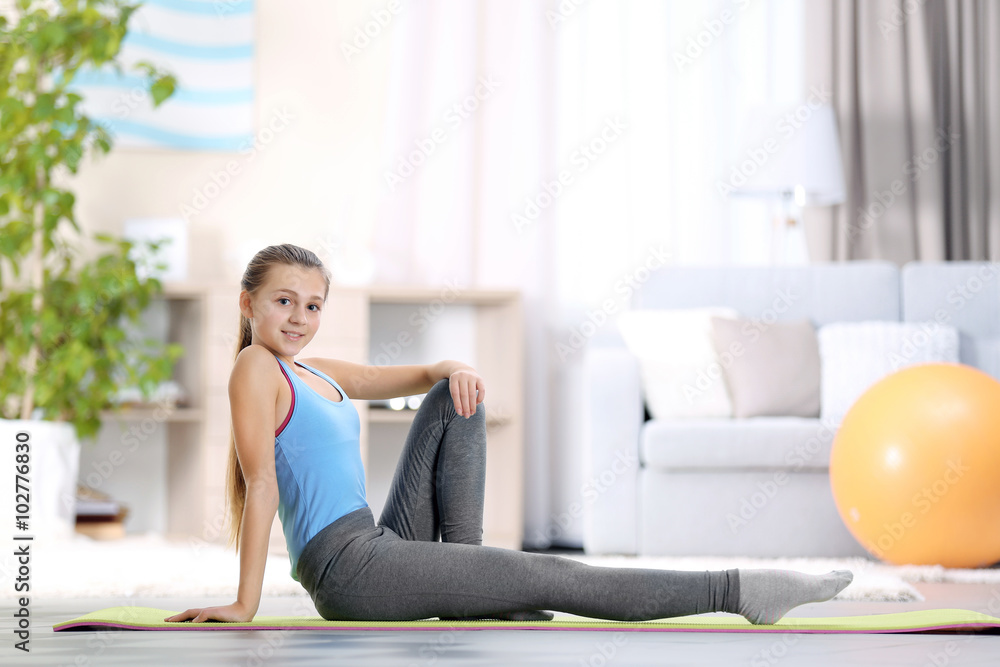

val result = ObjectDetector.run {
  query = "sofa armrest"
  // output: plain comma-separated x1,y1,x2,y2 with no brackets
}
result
581,345,643,555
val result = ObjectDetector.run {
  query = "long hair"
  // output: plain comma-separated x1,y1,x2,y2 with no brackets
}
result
224,243,331,553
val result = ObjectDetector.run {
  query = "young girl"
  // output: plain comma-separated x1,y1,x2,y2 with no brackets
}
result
166,243,852,625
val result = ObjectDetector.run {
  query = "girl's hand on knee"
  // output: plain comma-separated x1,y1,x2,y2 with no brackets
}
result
449,369,485,418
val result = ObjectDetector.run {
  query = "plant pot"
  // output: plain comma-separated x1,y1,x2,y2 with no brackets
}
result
0,419,80,541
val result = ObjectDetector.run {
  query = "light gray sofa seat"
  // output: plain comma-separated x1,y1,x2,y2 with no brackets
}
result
583,261,900,557
638,417,855,557
641,417,835,470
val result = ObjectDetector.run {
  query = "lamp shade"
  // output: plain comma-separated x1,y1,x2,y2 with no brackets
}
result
732,103,845,206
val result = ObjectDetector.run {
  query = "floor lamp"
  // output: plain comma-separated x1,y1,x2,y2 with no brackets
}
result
733,104,846,265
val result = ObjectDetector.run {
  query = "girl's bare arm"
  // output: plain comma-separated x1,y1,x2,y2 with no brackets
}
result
165,345,279,623
299,357,480,407
230,346,282,615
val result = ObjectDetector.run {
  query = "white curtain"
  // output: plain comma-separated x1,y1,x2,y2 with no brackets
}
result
354,0,806,548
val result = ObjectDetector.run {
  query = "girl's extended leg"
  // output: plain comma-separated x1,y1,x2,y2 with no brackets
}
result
302,517,851,624
309,518,742,622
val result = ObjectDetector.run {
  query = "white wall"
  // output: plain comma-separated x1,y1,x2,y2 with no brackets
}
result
69,0,395,289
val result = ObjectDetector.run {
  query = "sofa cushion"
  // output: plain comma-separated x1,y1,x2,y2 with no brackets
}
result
709,316,821,418
817,320,960,424
961,335,1000,381
902,261,1000,381
617,307,739,419
640,417,835,470
634,261,900,325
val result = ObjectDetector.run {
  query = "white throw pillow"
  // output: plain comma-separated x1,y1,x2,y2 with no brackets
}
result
618,308,740,419
818,321,960,425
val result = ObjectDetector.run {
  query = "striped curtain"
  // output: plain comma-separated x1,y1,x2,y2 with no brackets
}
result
804,0,1000,263
71,0,255,151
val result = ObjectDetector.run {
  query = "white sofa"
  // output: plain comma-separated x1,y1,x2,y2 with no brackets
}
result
582,261,1000,557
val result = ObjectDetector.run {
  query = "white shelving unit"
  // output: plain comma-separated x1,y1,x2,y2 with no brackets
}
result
87,282,525,551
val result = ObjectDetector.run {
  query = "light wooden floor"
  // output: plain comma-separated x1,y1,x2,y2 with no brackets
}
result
11,581,999,666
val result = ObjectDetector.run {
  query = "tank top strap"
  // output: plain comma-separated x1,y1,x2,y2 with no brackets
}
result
273,355,296,436
295,359,347,394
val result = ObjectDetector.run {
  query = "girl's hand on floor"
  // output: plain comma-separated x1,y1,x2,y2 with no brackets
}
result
164,601,254,623
449,368,485,418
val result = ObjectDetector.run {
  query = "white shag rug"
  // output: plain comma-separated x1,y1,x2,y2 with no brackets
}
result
5,532,1000,602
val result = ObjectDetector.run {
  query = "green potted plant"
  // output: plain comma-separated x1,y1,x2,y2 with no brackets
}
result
0,0,183,540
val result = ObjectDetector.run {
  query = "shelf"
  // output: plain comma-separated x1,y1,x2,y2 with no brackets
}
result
159,282,213,299
369,407,512,429
99,406,204,422
367,285,520,305
368,408,420,424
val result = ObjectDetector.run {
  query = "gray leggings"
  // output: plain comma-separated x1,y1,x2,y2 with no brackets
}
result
296,379,740,622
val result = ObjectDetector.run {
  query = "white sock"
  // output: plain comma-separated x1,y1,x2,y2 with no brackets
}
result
736,569,853,625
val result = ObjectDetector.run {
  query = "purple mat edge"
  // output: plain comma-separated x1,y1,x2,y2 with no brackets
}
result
52,621,1000,634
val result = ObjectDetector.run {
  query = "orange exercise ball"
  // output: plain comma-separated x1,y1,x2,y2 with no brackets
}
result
830,362,1000,568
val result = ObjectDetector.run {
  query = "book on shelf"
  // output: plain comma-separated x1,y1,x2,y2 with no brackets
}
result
75,484,128,520
76,498,121,517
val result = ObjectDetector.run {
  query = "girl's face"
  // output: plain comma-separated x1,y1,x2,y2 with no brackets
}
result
240,264,328,360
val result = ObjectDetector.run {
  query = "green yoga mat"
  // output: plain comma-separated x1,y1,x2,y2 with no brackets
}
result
53,607,1000,634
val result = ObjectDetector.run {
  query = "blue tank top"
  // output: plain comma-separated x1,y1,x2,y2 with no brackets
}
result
272,355,368,581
